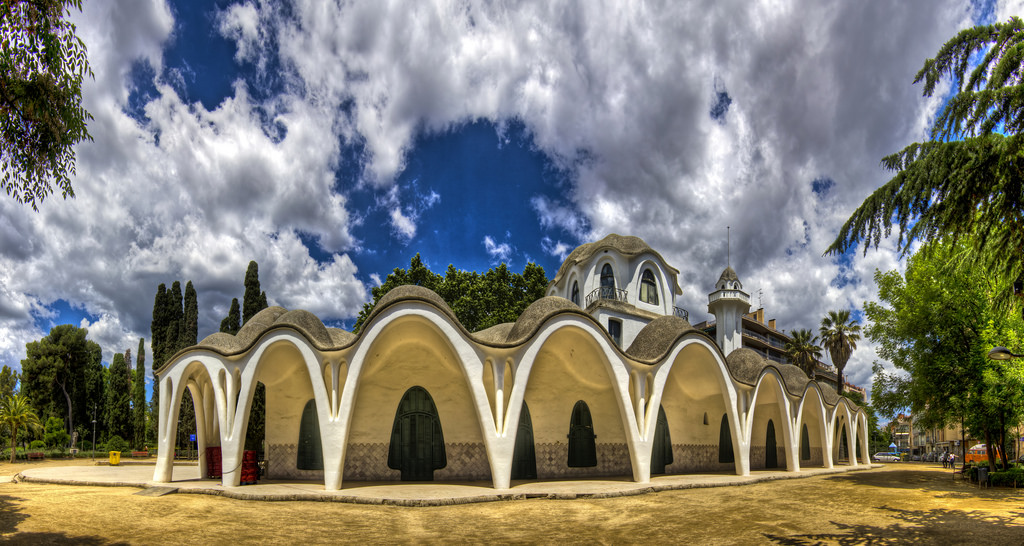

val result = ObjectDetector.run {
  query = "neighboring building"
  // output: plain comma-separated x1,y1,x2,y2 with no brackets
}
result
153,234,869,490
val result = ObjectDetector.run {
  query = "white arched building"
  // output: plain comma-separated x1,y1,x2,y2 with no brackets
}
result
153,234,869,490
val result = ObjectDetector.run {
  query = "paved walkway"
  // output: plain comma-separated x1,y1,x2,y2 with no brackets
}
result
11,463,879,505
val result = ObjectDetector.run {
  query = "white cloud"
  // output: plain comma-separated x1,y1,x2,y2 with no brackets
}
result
483,235,512,262
389,207,417,241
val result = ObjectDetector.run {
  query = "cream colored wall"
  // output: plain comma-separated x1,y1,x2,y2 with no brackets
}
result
259,341,317,449
347,317,485,445
749,382,785,447
522,327,628,446
660,346,729,445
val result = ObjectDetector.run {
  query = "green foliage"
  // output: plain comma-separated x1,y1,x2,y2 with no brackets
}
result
104,352,132,441
783,329,821,378
867,238,1024,471
183,281,198,346
20,324,103,442
243,261,264,324
219,298,241,334
0,0,93,209
106,434,127,453
0,364,19,398
819,310,861,393
353,254,549,333
827,17,1024,291
0,394,42,463
29,439,45,450
43,415,68,449
989,467,1024,487
132,338,146,449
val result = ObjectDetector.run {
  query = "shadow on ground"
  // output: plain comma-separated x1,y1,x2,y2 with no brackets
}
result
824,466,1024,499
0,494,124,545
765,505,1024,544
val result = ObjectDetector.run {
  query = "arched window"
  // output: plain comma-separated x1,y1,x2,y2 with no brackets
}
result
571,281,580,306
801,423,811,461
766,419,779,469
718,414,734,463
387,386,447,481
600,263,615,298
608,318,622,346
567,401,597,467
639,269,659,305
651,405,673,474
297,399,323,470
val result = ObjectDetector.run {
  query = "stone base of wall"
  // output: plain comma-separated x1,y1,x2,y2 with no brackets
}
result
800,447,823,467
661,444,735,474
267,443,325,481
342,442,491,481
534,443,632,479
749,446,787,470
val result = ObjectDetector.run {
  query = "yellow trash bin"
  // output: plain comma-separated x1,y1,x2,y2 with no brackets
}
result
109,451,121,466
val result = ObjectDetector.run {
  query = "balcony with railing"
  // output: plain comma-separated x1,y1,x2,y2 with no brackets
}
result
673,306,689,321
708,289,750,304
585,286,628,308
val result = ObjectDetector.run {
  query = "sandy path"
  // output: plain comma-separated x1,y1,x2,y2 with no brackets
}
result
0,461,1020,544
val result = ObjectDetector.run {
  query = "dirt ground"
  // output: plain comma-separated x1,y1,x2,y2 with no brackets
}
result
0,461,1021,544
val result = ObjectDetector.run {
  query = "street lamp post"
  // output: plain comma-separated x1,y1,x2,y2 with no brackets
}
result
91,419,96,460
987,346,1024,361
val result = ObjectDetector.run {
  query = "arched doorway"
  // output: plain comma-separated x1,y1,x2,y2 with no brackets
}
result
387,386,447,481
651,405,673,475
765,419,779,469
296,399,322,470
719,414,734,464
568,401,597,467
511,403,537,480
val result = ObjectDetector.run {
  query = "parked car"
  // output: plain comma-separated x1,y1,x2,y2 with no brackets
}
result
873,452,900,462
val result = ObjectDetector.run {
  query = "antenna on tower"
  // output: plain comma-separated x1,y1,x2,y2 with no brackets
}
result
727,226,730,268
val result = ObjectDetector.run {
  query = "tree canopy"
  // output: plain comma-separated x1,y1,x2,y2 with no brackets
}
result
826,17,1024,288
783,328,821,378
20,324,103,440
819,310,861,394
353,254,549,333
0,0,93,209
867,238,1024,470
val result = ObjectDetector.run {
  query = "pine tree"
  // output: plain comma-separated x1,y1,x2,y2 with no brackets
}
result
133,338,146,449
827,17,1024,288
183,281,198,346
105,353,132,441
219,298,241,334
243,261,263,324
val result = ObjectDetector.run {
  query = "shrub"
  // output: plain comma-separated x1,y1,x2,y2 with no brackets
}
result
29,440,45,450
106,435,128,453
989,468,1024,487
43,417,70,450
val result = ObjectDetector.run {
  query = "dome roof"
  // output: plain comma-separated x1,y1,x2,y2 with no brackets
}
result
625,315,695,362
550,234,682,294
718,266,739,283
506,296,589,343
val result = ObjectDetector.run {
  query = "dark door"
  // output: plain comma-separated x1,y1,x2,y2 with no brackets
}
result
765,420,778,469
387,386,446,481
719,414,734,464
838,424,848,462
800,423,811,461
296,399,323,470
568,400,597,467
511,403,537,480
651,405,673,475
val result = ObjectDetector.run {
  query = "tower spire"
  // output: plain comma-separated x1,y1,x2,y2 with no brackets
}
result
727,226,730,268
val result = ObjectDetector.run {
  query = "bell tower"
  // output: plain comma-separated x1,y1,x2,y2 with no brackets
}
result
707,266,750,356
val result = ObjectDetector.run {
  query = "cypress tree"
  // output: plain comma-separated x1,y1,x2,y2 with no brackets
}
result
183,281,198,346
242,261,263,324
219,298,241,334
133,338,146,449
150,284,167,366
169,281,184,353
105,353,132,442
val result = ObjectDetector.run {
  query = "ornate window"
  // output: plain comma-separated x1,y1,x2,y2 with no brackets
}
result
639,269,659,305
571,281,580,306
600,263,615,298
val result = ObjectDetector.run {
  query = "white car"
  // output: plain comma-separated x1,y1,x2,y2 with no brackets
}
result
873,452,900,462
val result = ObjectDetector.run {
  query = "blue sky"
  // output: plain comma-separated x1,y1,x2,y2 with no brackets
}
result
1,0,1016,394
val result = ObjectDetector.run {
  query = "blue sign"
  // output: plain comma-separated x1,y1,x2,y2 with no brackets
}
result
190,434,196,442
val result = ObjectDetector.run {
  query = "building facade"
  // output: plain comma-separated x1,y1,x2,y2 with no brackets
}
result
153,234,869,490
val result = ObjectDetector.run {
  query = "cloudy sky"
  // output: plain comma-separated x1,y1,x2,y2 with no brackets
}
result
1,0,1018,399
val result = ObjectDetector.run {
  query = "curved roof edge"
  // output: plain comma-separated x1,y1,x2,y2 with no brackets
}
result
550,234,682,294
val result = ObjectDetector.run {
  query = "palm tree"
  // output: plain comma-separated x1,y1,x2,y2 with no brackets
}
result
0,395,41,463
785,329,822,378
820,310,862,394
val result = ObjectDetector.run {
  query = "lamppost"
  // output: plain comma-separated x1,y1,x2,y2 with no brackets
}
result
987,346,1024,361
91,404,97,460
